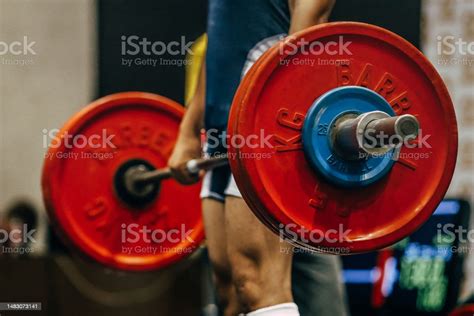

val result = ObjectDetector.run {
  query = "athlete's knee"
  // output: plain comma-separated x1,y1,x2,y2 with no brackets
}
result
233,273,262,311
230,252,295,312
208,254,233,303
230,258,263,311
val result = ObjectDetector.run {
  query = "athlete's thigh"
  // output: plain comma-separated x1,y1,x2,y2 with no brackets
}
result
224,196,293,282
202,198,230,274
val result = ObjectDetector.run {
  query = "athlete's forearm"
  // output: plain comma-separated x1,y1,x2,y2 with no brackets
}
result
179,61,206,138
289,0,335,34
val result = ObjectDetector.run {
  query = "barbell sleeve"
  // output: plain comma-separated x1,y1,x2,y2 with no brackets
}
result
333,111,420,160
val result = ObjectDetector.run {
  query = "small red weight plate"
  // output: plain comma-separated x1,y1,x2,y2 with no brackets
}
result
42,92,204,271
228,22,457,254
449,305,474,316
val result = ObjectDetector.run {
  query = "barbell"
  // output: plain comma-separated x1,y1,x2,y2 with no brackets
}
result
42,22,457,271
119,111,419,205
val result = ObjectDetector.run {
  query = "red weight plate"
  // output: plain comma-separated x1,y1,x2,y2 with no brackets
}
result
449,305,474,316
228,22,457,254
42,92,204,271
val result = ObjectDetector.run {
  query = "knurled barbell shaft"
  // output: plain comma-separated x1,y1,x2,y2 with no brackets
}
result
133,156,229,186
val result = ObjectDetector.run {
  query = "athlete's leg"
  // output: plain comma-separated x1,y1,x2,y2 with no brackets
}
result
225,196,295,314
200,165,241,316
202,198,239,316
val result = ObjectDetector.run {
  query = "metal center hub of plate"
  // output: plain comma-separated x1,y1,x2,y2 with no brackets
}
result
302,86,397,187
114,159,159,208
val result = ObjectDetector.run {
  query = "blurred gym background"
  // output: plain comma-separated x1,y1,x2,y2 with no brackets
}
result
0,0,472,315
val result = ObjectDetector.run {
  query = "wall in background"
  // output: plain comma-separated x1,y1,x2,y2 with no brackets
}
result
98,0,208,103
330,0,421,47
0,0,97,251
